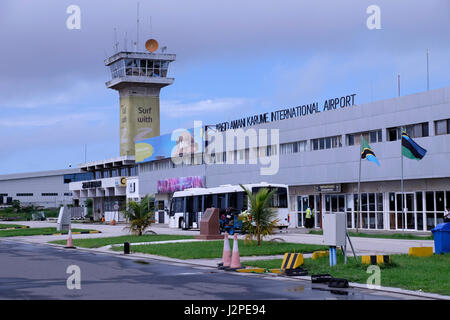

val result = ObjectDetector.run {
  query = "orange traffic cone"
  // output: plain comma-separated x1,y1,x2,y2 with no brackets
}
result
219,232,231,269
229,233,241,270
65,225,76,249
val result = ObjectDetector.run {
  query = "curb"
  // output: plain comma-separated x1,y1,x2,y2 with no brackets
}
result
43,230,101,236
0,226,30,230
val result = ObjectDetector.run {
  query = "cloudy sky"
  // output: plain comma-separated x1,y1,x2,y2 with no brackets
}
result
0,0,449,174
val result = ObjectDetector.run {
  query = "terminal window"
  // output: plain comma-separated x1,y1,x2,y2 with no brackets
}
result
42,193,58,196
346,130,382,146
435,119,450,135
280,140,307,155
387,122,429,141
311,135,342,151
16,193,33,197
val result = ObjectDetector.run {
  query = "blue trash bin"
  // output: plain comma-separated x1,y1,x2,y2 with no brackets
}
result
431,223,450,254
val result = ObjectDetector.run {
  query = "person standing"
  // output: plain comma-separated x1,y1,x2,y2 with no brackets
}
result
305,206,314,229
444,206,450,223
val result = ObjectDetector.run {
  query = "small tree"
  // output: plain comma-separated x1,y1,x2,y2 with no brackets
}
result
239,185,278,245
122,195,154,236
12,200,21,212
84,198,93,217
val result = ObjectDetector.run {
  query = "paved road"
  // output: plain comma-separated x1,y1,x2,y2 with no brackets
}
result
0,239,413,300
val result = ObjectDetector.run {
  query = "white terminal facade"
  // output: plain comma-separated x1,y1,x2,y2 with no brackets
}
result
1,44,449,232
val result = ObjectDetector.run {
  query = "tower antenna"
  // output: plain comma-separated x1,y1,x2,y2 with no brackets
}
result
114,28,119,53
124,32,128,52
150,16,152,38
136,2,140,52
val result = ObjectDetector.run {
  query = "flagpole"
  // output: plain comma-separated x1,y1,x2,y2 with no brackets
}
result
400,128,405,232
357,134,362,233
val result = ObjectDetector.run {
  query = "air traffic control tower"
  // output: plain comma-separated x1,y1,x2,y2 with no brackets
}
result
105,39,176,156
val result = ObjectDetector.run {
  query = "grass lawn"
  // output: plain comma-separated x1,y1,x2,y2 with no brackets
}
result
50,234,195,248
308,229,434,240
242,253,450,296
0,227,96,237
112,240,329,260
0,208,59,221
0,224,28,229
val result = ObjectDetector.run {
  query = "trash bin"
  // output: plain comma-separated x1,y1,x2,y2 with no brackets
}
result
431,223,450,254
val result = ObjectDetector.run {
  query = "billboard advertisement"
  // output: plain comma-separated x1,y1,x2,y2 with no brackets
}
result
157,176,205,193
135,127,203,163
120,95,160,156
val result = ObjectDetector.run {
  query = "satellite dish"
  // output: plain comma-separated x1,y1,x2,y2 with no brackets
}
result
145,39,159,52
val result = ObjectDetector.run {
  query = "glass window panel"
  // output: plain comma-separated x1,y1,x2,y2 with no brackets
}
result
446,191,450,209
436,120,447,135
377,213,384,229
426,191,434,211
319,139,325,150
298,141,306,152
369,212,376,228
406,194,413,212
396,194,402,211
436,191,444,211
331,195,338,212
370,131,377,143
377,193,383,211
361,193,368,211
406,125,413,137
325,195,331,212
389,193,395,211
416,192,423,211
325,137,331,149
388,128,397,141
423,122,429,137
338,195,345,212
413,124,422,138
369,193,375,211
426,213,434,230
362,132,370,142
354,194,359,211
417,212,423,230
347,134,354,146
377,130,382,142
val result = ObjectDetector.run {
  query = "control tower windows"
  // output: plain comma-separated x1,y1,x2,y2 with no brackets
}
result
117,59,168,79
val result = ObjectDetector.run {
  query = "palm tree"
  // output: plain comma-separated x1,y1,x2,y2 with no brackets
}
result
240,185,279,245
122,195,154,236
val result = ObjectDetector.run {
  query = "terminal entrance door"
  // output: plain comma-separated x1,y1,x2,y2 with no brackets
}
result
297,195,319,228
393,193,415,230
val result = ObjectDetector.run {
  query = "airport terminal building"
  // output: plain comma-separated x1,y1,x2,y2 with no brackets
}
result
0,169,80,208
134,86,450,232
1,44,449,233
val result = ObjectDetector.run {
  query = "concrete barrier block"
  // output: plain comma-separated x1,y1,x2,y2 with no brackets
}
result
408,247,433,257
